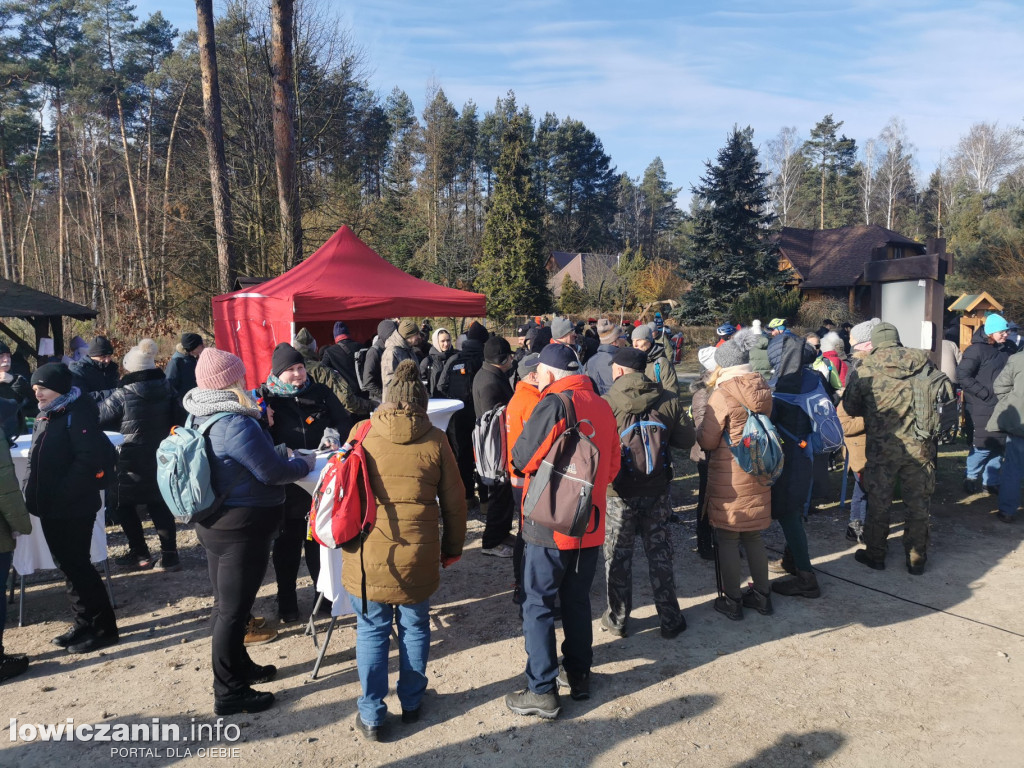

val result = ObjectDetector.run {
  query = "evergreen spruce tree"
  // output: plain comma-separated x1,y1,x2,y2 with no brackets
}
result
679,126,783,324
479,113,550,321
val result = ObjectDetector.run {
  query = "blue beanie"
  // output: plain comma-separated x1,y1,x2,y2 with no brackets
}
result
985,314,1009,335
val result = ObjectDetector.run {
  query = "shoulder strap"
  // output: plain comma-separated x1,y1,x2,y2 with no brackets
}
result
554,391,576,429
351,418,373,445
197,411,233,435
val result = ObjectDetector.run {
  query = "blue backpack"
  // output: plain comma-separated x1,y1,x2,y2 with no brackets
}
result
156,412,232,524
724,407,784,486
772,381,844,456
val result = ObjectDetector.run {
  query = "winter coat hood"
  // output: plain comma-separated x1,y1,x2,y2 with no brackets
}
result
370,403,433,445
604,371,661,415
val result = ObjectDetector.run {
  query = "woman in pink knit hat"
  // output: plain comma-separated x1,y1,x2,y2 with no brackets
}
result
183,348,315,716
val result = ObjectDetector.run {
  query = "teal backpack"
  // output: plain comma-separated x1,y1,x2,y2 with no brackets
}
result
156,412,232,524
724,407,784,486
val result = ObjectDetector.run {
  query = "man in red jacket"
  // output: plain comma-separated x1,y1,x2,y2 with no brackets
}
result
506,344,620,719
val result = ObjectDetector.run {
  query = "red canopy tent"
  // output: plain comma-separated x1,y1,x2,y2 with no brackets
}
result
212,225,486,387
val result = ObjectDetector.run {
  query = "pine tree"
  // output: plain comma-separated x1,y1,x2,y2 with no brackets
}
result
479,113,550,321
679,126,782,324
558,274,588,315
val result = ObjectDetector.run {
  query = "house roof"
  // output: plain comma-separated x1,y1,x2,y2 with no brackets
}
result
547,251,578,272
0,278,97,320
780,225,925,289
549,252,618,296
948,292,1003,313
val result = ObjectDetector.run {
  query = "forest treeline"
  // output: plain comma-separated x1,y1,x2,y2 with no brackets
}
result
0,0,1021,332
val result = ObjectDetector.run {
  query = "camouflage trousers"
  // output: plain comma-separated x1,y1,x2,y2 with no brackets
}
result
861,443,936,564
604,493,683,633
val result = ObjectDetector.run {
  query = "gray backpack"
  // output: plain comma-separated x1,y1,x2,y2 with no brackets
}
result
472,404,507,486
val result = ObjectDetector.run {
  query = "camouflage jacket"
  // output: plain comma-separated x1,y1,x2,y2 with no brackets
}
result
842,345,932,449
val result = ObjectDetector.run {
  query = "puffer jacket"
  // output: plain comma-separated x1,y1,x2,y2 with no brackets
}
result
341,403,467,605
644,343,678,394
165,347,198,399
988,351,1024,437
512,374,621,550
838,350,868,472
381,330,419,401
749,334,772,380
0,399,30,552
25,392,111,518
362,321,397,402
603,371,694,498
183,389,310,510
0,374,31,439
506,380,542,488
584,343,618,396
689,368,712,464
70,357,119,400
98,369,178,505
696,365,773,532
957,326,1016,449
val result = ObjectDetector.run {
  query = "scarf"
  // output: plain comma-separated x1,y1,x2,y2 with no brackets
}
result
39,386,81,414
264,373,311,397
183,387,262,419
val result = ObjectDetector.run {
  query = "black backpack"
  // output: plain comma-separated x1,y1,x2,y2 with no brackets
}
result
354,347,370,392
614,410,670,494
436,352,481,405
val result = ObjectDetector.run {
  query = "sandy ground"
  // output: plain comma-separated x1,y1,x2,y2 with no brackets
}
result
2,442,1023,768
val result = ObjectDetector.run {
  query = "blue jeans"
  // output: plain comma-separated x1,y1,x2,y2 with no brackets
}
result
849,474,866,524
997,434,1024,518
521,544,599,694
0,550,11,655
348,594,430,727
966,445,1002,487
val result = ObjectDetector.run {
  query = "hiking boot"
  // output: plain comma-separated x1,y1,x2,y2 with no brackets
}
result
997,511,1016,523
52,624,90,648
599,610,626,637
243,618,278,647
854,549,886,571
245,663,277,685
0,653,29,682
696,543,715,561
214,688,275,716
772,570,821,598
481,543,513,558
505,688,561,719
741,586,774,615
157,551,182,572
661,616,687,639
556,667,591,701
906,552,927,576
401,707,420,724
845,521,864,543
713,595,743,621
963,477,978,494
67,627,119,654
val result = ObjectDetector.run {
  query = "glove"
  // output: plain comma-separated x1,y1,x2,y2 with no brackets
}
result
300,452,317,472
441,554,460,569
318,428,341,451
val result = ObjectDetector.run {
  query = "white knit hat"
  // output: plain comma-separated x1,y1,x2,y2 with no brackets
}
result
123,345,156,373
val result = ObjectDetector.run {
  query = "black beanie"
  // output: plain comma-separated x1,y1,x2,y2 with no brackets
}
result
466,321,489,343
613,346,647,372
181,332,203,352
0,341,9,356
271,343,305,377
87,336,114,357
377,319,397,341
31,362,73,395
484,336,512,363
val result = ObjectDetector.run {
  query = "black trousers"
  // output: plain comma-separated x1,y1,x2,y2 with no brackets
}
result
482,480,513,549
272,509,321,612
118,493,177,556
196,510,278,698
40,514,117,633
695,461,712,551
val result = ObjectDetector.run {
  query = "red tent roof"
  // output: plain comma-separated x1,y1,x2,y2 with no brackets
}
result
213,225,486,321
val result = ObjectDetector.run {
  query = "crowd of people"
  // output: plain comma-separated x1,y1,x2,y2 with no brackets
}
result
0,307,1018,740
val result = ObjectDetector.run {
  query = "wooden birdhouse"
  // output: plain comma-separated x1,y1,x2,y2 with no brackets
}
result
948,292,1004,351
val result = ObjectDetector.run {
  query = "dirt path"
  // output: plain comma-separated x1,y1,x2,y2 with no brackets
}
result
3,443,1023,767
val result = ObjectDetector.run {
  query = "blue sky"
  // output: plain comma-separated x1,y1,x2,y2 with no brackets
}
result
142,0,1023,200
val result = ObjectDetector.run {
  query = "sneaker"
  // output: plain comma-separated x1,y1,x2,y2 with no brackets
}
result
52,624,90,648
599,610,626,637
114,550,153,570
214,688,275,716
556,667,591,701
354,712,385,741
997,511,1016,523
984,485,999,495
854,549,885,571
481,543,513,558
157,552,182,572
845,521,864,543
713,595,743,621
250,616,267,629
67,628,119,654
245,663,277,685
401,707,420,724
243,619,278,647
963,477,978,494
504,688,561,719
277,599,300,623
661,616,688,639
0,653,29,682
741,586,774,615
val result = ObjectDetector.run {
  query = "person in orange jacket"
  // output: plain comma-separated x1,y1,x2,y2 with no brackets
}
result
505,353,542,605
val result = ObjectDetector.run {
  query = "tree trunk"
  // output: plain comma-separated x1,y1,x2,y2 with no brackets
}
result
161,78,191,304
196,0,236,293
270,0,301,268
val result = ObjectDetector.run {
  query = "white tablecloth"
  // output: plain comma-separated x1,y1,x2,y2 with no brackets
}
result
307,398,463,613
11,432,124,575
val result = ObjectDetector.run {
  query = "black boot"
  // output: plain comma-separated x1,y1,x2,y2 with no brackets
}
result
713,595,743,621
772,570,821,598
741,586,774,615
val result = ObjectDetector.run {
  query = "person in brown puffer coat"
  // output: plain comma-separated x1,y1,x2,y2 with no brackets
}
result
696,331,774,621
341,360,466,739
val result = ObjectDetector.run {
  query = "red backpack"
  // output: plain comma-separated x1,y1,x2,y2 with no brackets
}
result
309,420,376,613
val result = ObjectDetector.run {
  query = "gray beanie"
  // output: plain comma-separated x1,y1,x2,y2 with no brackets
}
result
631,325,654,343
850,317,881,346
550,316,574,340
714,328,758,369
